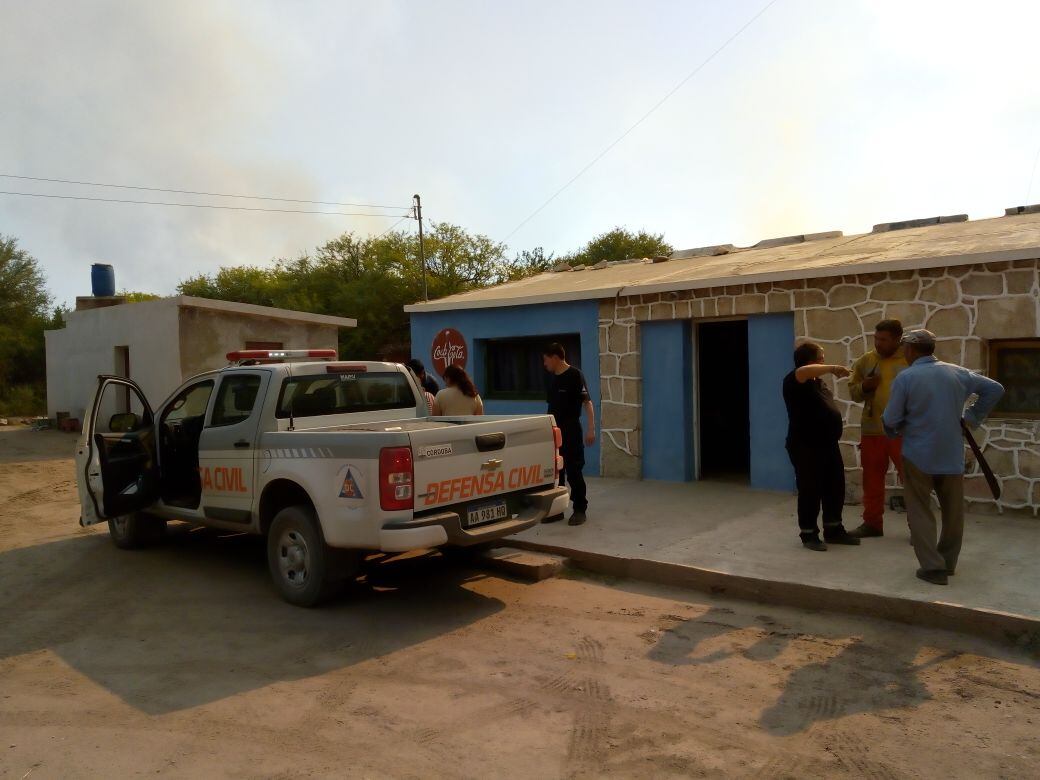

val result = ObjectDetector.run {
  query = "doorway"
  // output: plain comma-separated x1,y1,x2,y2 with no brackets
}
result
697,320,750,481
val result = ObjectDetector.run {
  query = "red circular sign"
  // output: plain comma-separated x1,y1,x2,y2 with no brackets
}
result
431,328,468,377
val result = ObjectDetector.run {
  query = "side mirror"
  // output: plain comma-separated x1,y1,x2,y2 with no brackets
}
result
110,412,141,433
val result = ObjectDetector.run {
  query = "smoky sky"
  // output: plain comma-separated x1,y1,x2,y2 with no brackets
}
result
4,1,1040,308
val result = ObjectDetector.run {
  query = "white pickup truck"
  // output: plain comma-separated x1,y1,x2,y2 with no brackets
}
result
76,349,569,605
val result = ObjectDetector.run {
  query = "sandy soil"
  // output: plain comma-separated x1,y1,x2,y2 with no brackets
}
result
0,426,1038,778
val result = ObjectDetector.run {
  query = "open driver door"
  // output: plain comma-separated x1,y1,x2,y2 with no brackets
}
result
76,375,160,526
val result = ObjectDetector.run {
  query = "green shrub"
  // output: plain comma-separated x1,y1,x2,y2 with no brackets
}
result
0,384,46,417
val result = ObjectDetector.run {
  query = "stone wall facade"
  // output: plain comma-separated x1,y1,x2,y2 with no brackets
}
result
598,257,1040,515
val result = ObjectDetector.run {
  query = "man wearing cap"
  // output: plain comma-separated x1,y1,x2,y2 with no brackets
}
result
882,329,1004,585
848,319,908,538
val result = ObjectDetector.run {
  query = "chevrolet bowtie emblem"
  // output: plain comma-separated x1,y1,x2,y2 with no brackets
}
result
480,459,503,471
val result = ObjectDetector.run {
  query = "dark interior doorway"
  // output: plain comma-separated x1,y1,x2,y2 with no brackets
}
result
697,320,750,480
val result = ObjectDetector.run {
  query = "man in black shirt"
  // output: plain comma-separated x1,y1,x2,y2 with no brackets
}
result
407,359,440,396
782,341,861,551
543,342,596,526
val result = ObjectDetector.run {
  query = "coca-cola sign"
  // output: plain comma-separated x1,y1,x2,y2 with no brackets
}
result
431,328,468,377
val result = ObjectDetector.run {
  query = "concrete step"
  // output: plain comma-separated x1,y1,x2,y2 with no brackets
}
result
477,548,567,581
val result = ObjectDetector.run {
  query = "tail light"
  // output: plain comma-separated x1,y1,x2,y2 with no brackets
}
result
552,425,563,474
379,447,413,511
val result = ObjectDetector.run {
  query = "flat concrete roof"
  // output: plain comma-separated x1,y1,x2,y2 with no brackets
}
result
64,295,357,328
175,296,356,328
406,211,1040,312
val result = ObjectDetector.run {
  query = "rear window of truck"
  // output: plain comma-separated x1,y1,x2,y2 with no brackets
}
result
276,371,418,418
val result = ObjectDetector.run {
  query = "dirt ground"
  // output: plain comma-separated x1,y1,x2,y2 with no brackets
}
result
1,426,1038,779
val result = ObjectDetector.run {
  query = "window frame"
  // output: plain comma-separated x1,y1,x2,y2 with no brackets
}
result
274,371,419,419
481,334,582,402
160,379,216,426
988,338,1040,420
208,373,264,428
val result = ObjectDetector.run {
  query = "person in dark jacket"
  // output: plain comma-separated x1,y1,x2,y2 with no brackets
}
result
407,358,440,396
542,342,596,526
782,341,861,551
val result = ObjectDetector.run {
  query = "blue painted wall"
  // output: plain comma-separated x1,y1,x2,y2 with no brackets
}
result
641,320,693,481
747,313,796,491
410,300,601,475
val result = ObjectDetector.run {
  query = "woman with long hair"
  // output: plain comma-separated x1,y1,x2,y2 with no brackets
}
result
433,364,484,416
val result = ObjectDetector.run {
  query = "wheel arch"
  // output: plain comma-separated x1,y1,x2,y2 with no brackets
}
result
258,478,316,536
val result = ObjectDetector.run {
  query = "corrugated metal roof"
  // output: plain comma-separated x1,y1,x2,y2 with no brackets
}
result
406,211,1040,312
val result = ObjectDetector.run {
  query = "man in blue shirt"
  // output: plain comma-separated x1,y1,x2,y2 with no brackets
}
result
882,329,1004,585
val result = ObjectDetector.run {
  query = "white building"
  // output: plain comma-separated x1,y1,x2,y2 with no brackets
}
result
46,295,356,422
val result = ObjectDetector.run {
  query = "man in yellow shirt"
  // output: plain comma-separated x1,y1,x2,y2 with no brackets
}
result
848,320,909,538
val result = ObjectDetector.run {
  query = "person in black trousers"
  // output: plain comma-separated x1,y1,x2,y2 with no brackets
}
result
542,342,596,526
782,341,861,551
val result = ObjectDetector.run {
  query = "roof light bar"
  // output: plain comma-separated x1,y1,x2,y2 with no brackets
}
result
226,348,338,365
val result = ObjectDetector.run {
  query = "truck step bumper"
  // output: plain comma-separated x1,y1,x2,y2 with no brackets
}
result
380,485,569,551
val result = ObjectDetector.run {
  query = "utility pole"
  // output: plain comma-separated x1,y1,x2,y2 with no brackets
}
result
414,193,427,301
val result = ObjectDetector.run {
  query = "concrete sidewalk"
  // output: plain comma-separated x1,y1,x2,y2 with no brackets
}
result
505,478,1040,646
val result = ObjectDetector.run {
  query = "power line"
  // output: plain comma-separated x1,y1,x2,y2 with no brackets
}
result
375,214,413,239
0,189,416,217
0,173,409,210
503,0,780,242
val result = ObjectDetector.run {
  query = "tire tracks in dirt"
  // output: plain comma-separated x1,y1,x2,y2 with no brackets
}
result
3,480,76,509
563,637,614,774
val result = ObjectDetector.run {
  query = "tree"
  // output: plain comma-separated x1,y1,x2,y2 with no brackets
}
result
118,290,162,302
0,235,54,412
561,227,672,267
177,223,514,361
0,235,50,323
178,266,281,307
503,247,554,281
175,224,672,362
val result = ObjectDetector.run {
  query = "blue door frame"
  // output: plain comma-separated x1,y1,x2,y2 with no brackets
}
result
747,313,796,491
640,313,795,491
641,320,693,481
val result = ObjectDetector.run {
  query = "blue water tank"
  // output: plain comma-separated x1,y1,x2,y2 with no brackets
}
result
91,263,115,297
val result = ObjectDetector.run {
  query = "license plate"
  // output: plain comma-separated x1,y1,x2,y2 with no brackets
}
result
466,500,508,527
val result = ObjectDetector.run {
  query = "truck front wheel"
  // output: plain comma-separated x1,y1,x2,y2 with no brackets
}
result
109,512,166,549
267,505,334,607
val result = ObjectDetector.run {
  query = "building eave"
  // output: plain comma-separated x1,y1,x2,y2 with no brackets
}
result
174,296,357,328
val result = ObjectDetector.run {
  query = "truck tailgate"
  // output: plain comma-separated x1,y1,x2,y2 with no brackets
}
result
410,416,557,511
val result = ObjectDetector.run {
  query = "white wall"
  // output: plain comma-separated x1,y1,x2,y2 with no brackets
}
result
45,300,182,422
178,308,340,378
46,300,349,424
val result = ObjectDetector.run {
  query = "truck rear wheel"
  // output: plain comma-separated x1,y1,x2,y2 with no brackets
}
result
267,505,335,607
108,512,166,549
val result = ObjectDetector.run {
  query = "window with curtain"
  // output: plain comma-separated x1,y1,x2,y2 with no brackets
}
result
482,334,582,401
